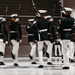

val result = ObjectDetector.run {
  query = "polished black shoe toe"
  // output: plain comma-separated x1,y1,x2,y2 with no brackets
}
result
0,62,5,65
47,62,53,65
29,55,33,60
46,52,49,58
14,63,19,66
62,66,69,69
38,65,43,68
31,62,37,64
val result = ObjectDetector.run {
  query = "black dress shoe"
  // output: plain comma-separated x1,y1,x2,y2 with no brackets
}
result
70,59,75,63
14,63,19,66
69,58,72,61
47,62,53,65
62,61,64,63
62,66,69,69
42,48,45,55
31,62,37,64
29,55,33,60
11,53,15,59
38,65,43,68
46,52,49,58
0,62,5,65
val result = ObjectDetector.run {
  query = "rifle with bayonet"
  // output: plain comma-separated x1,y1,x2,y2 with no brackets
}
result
31,0,41,17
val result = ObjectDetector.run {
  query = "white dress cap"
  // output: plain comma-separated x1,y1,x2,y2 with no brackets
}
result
64,7,73,12
45,15,52,19
28,19,34,22
11,14,18,18
38,10,47,13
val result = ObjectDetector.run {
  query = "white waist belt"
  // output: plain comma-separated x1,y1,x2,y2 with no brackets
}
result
28,34,34,36
63,29,71,31
11,31,16,33
39,29,47,33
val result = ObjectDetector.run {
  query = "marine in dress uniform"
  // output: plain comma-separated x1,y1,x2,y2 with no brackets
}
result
55,10,67,63
45,15,55,65
26,19,37,64
9,14,22,66
59,7,74,69
36,10,53,68
69,22,75,62
0,17,8,65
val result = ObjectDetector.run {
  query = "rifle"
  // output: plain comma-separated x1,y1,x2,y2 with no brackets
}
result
59,0,64,17
31,0,41,17
49,5,56,42
16,4,21,42
18,4,21,16
4,6,8,18
31,0,42,41
1,6,8,43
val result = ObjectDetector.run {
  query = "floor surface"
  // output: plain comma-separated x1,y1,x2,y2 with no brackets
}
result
0,57,75,75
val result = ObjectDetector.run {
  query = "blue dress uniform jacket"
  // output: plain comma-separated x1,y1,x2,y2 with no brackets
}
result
0,21,8,43
59,15,74,40
36,18,49,41
9,21,22,42
26,24,35,42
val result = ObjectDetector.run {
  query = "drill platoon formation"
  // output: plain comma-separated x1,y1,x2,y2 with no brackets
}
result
0,6,75,70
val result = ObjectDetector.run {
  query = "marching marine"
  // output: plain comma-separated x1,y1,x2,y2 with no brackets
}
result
36,10,53,68
9,14,22,66
26,19,37,64
59,7,74,69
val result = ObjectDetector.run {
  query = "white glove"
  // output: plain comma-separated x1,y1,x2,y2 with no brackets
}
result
15,18,19,22
33,21,36,24
2,18,6,22
49,18,53,22
6,41,8,44
27,26,30,28
20,40,22,43
36,13,41,17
